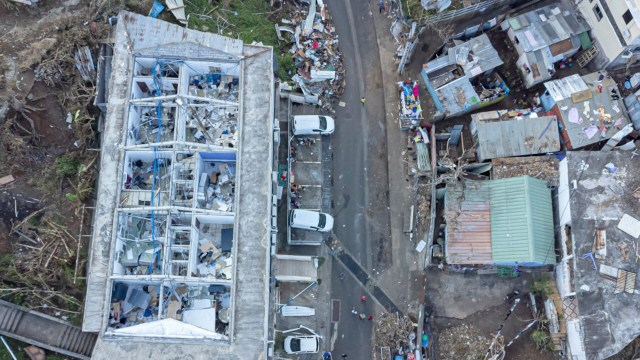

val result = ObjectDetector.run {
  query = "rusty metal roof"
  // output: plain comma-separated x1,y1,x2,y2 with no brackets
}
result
445,176,555,265
444,181,493,265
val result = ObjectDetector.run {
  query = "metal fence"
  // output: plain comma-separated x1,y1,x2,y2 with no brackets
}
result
425,0,503,24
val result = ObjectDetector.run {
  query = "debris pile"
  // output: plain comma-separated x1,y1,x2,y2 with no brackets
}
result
398,79,423,130
374,312,417,355
438,324,491,360
278,0,344,111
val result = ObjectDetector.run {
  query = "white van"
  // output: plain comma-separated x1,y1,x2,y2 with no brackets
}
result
292,115,335,135
284,335,320,354
289,209,334,232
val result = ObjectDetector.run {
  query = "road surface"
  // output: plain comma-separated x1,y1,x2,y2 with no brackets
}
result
327,0,391,357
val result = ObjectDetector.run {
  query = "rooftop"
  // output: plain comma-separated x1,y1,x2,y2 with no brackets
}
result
470,111,561,162
544,72,630,149
445,176,555,266
84,11,274,359
421,34,506,118
566,152,640,359
503,5,590,53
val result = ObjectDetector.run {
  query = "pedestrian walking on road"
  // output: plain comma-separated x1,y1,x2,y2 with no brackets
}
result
360,97,366,105
378,0,386,13
360,295,366,302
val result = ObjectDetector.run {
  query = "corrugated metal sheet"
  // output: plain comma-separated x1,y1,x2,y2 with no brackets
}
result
451,34,504,76
424,34,503,78
444,181,493,265
472,113,561,161
435,76,479,117
445,177,554,265
490,177,555,265
509,5,589,52
543,74,587,101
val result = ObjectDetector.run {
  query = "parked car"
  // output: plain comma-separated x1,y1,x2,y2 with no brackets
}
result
284,335,320,354
289,209,334,232
292,115,335,135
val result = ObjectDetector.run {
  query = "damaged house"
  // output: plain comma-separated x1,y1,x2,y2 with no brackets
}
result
85,12,275,359
556,152,640,360
421,34,508,120
542,72,630,150
444,176,555,266
470,110,561,162
501,5,591,88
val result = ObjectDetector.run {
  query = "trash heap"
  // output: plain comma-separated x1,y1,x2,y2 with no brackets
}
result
438,324,491,360
398,79,423,130
279,0,344,112
374,312,418,357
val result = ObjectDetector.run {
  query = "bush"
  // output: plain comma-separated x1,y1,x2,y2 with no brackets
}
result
530,276,554,297
54,154,81,178
531,330,552,351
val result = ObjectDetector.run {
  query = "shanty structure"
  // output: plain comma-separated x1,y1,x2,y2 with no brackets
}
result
470,110,560,162
555,152,640,360
444,176,555,266
421,34,507,120
502,5,591,88
85,11,275,359
542,72,630,149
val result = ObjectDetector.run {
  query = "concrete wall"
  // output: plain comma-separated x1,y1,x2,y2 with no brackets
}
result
578,0,640,67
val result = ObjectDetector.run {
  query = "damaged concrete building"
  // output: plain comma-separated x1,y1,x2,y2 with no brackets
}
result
556,152,640,360
84,12,275,359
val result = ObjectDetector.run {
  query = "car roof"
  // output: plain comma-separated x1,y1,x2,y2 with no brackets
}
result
292,209,321,225
297,336,318,351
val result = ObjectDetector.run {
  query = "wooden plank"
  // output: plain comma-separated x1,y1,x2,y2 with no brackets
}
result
571,89,592,103
0,175,15,186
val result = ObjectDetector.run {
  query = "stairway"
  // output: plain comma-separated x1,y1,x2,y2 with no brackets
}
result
577,46,598,68
0,300,97,359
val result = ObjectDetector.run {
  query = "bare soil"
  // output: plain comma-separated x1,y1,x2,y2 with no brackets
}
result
433,295,558,360
0,0,127,323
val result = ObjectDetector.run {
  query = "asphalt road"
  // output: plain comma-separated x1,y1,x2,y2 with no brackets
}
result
328,0,391,275
327,0,391,357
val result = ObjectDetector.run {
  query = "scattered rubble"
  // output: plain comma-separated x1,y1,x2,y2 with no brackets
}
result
278,0,344,112
438,323,491,360
491,157,560,187
374,312,417,355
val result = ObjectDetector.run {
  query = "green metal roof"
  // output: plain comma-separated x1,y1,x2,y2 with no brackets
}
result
489,176,555,265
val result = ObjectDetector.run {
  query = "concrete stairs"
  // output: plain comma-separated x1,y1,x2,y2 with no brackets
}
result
0,300,97,359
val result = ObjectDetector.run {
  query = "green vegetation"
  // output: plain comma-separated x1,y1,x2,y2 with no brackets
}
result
531,330,552,351
53,154,81,179
274,332,285,351
316,256,326,267
530,276,554,297
185,0,295,80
